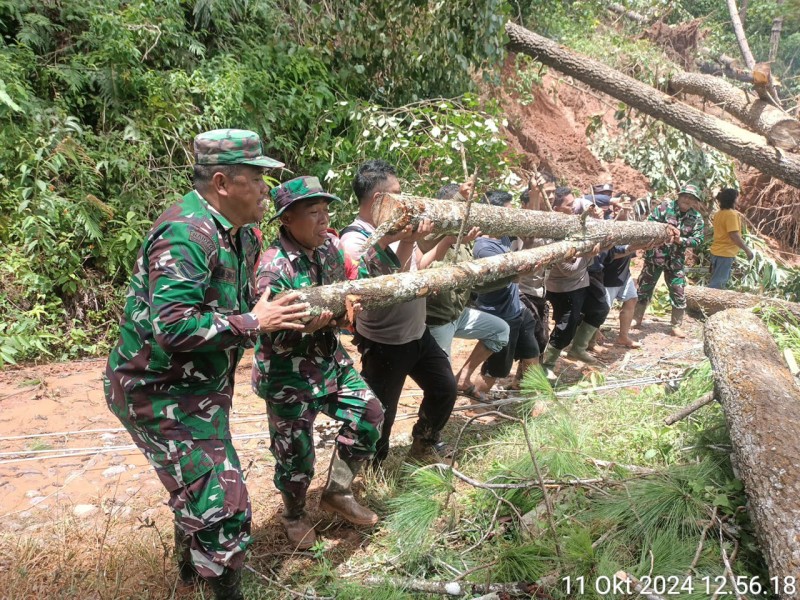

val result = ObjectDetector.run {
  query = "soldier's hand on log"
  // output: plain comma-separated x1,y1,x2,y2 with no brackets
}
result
666,225,681,244
302,310,334,333
253,289,311,332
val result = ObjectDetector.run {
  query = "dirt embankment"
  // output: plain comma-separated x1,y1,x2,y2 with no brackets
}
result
494,55,651,197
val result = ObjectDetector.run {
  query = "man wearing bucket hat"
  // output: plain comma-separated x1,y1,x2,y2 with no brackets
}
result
104,129,311,599
253,176,389,549
633,183,705,338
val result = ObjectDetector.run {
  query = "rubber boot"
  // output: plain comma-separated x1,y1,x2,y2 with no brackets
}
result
208,568,244,600
174,522,197,585
319,451,379,526
541,345,560,382
632,300,648,329
671,307,687,338
280,492,317,550
406,437,451,466
566,322,600,365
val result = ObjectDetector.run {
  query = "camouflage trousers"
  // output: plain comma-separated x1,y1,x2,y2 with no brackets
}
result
637,259,687,309
267,364,384,503
120,423,251,579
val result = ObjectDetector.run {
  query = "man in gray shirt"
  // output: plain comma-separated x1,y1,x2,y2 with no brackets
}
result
341,160,477,464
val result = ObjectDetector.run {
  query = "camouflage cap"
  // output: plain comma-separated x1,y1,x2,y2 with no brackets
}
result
269,176,340,222
678,183,703,202
194,129,284,168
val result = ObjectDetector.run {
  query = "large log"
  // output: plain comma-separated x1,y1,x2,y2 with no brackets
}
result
686,285,800,320
505,22,800,189
668,71,800,150
370,193,671,243
704,309,800,593
698,53,754,83
288,226,673,318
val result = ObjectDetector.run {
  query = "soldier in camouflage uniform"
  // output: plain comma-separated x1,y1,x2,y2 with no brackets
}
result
104,129,311,600
634,184,705,338
253,176,388,549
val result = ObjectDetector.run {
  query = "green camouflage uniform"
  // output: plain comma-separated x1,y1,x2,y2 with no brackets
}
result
252,177,387,505
104,129,281,579
637,198,704,309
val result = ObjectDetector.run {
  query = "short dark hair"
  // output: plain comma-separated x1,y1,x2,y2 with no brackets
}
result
717,188,739,210
436,183,462,200
553,186,573,208
193,164,247,192
483,190,513,207
519,188,531,205
352,159,397,204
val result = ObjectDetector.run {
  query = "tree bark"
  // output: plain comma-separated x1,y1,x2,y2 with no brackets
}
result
607,2,651,24
685,285,800,320
668,71,800,150
286,228,673,318
371,193,671,243
698,53,754,83
505,22,800,189
726,0,756,69
704,309,800,593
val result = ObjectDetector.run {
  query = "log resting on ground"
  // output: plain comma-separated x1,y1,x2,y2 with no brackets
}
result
686,285,800,320
283,226,673,319
668,71,800,150
505,21,800,189
371,193,667,242
704,310,800,592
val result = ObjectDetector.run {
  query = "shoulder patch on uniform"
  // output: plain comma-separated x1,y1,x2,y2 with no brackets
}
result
189,230,218,256
211,265,237,283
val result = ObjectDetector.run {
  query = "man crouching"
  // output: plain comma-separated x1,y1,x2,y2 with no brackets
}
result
252,176,386,549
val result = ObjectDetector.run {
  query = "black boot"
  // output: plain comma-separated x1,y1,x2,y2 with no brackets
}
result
174,522,197,585
208,568,244,600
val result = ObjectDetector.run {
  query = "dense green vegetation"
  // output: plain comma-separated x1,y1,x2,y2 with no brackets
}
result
1,0,798,365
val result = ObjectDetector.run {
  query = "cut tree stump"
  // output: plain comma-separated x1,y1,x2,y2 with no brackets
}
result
686,285,800,320
704,309,800,594
505,22,800,189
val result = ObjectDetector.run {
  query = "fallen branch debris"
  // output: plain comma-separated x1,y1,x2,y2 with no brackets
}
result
664,391,716,425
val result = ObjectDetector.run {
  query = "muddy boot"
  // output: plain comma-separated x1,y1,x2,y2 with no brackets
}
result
319,451,379,526
174,522,197,585
280,493,317,550
406,437,450,465
207,568,244,600
540,346,560,382
671,307,687,338
632,300,648,329
566,322,600,365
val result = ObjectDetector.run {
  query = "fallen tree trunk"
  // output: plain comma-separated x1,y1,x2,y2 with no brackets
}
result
698,53,754,83
286,227,673,318
505,22,800,189
685,285,800,320
704,309,800,593
371,193,671,243
727,0,756,70
668,71,800,150
607,2,652,24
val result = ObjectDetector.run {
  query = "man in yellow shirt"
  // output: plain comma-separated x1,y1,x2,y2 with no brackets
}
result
709,188,754,289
